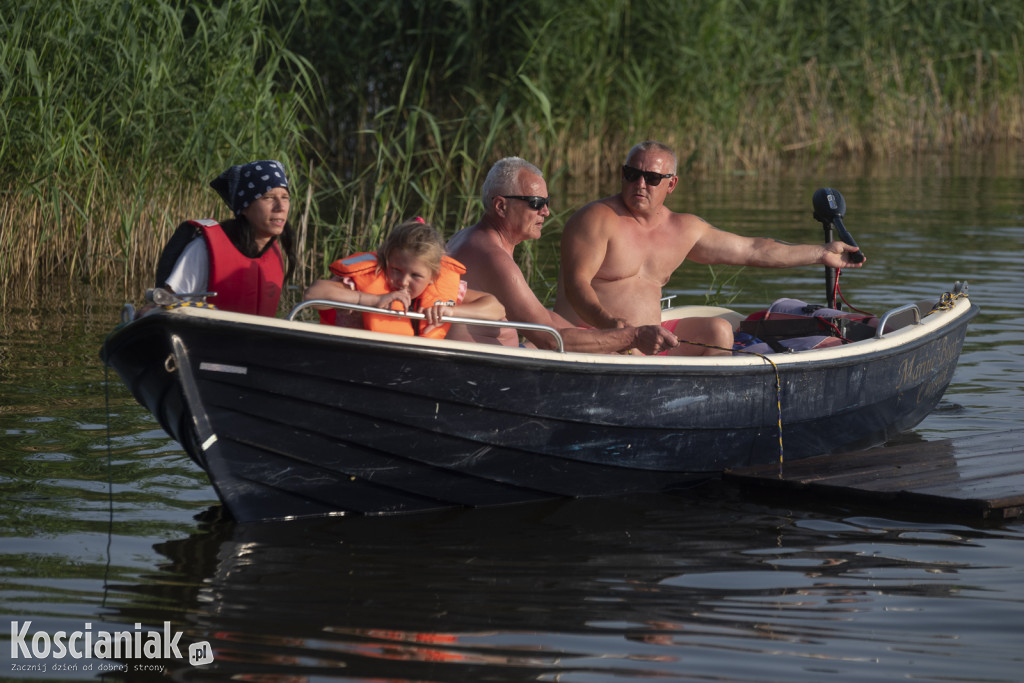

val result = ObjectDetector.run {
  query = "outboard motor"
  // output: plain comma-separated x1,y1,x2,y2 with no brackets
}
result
812,187,864,308
812,188,864,263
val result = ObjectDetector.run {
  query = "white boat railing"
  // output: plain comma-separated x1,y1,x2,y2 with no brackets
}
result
875,304,922,338
287,300,566,352
874,280,969,338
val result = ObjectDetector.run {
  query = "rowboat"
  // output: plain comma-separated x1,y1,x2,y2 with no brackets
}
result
100,283,977,522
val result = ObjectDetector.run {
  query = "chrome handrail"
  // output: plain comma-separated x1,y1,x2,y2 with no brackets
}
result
286,300,565,353
875,303,921,338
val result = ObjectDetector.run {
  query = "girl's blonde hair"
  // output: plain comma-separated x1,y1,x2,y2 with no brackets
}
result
377,219,445,278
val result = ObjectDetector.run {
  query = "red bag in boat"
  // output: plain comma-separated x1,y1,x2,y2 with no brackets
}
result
739,298,877,352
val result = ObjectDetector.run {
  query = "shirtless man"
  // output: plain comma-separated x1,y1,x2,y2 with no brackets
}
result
446,156,678,354
554,140,865,355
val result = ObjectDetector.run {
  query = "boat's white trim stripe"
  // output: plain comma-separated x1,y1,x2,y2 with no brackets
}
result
172,296,974,367
199,362,248,375
202,434,218,450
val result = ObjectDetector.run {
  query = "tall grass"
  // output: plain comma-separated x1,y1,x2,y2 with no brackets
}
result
0,0,316,302
2,0,1023,302
274,0,1024,281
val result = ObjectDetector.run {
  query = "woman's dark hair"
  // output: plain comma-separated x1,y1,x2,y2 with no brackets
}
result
222,216,297,280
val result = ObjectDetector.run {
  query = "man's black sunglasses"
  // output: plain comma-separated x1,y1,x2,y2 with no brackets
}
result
501,195,550,210
622,165,674,186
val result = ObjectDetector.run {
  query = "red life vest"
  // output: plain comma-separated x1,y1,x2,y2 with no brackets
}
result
194,220,284,317
318,252,466,338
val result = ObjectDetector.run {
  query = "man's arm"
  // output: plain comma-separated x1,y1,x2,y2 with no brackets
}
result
558,324,678,355
454,244,565,349
689,223,864,269
488,262,569,350
449,289,505,322
559,205,625,329
487,271,677,354
452,225,680,354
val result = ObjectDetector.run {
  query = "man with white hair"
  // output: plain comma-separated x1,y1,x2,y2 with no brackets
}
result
447,156,678,353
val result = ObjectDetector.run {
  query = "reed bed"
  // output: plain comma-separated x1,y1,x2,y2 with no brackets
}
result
0,0,316,304
2,0,1023,303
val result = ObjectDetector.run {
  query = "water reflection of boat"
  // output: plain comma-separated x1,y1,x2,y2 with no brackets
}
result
117,499,716,678
117,489,977,680
100,284,976,522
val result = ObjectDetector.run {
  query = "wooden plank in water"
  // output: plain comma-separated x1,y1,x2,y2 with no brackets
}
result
723,430,1024,521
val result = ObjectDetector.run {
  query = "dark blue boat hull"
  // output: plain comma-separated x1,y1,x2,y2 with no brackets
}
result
101,298,978,521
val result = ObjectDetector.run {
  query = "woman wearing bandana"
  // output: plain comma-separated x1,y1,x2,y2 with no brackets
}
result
155,159,297,316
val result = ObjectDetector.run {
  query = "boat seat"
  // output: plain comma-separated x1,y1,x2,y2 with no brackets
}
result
661,305,745,331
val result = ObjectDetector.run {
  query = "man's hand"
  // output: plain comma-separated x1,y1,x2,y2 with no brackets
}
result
631,324,680,355
822,241,865,269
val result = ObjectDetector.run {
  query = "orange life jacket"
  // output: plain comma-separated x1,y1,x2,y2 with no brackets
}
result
194,219,283,317
318,252,466,338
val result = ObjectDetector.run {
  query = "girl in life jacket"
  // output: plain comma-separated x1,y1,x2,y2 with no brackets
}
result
304,219,505,339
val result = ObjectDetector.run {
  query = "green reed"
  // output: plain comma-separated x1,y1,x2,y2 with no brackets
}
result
0,0,316,302
286,0,1024,280
2,0,1022,301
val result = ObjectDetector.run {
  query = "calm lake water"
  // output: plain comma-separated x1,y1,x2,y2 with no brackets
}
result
3,147,1023,681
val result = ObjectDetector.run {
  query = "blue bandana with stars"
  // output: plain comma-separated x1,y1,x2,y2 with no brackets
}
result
210,160,289,215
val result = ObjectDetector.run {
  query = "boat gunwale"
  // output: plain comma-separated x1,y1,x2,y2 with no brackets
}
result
97,295,980,521
108,296,977,376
